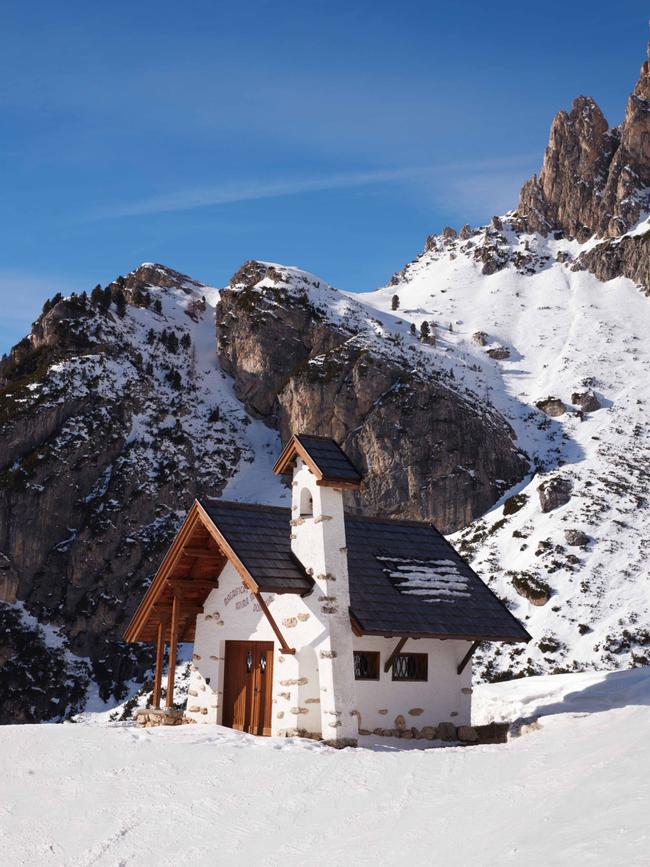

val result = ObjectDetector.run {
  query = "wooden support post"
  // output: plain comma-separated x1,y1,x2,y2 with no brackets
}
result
457,641,480,675
384,637,408,673
254,592,295,655
166,591,180,709
152,621,165,709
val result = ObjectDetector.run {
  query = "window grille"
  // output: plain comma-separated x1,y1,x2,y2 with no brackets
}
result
354,651,380,680
392,653,428,682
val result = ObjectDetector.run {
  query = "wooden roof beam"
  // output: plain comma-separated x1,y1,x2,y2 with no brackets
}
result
384,637,408,673
164,576,220,593
254,592,295,655
181,547,224,560
457,641,480,675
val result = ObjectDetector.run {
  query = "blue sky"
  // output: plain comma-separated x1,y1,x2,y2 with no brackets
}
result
1,1,648,352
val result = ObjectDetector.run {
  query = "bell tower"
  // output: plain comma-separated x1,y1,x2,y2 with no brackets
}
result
274,434,362,746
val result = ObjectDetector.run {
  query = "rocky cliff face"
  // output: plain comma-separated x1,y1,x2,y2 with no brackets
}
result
217,261,527,532
518,43,650,242
516,43,650,293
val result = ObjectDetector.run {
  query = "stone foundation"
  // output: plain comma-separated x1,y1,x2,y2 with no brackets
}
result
366,721,510,745
133,708,195,728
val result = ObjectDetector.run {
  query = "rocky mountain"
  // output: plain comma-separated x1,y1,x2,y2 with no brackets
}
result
1,42,650,723
217,260,525,530
0,261,525,722
518,42,650,292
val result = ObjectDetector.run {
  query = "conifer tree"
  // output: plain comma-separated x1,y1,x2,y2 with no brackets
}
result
391,294,400,311
113,288,127,318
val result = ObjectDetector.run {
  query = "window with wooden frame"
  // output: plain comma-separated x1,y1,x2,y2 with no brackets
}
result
391,653,428,682
353,651,380,681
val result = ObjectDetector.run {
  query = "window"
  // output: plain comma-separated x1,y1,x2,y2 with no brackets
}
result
392,653,428,682
299,487,313,517
354,651,380,681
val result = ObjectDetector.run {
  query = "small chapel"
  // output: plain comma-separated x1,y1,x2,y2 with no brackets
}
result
124,434,529,745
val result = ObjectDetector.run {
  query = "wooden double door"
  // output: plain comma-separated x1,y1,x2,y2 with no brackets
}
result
222,641,274,736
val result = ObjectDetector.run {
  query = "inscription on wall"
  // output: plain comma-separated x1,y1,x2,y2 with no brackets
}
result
223,585,273,613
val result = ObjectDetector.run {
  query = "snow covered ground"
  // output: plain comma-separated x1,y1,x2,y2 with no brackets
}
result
2,667,648,867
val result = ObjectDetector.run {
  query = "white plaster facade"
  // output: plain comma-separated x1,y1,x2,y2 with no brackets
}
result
184,457,474,740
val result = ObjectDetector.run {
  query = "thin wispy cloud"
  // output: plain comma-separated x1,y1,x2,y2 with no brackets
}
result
88,154,538,221
88,167,432,220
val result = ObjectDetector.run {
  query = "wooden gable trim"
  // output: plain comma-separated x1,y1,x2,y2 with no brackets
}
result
273,434,324,479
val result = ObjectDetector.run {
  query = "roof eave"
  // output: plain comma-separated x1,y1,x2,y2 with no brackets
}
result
351,622,531,644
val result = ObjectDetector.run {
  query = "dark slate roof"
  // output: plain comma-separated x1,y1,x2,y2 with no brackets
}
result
345,514,530,642
295,434,363,484
201,501,313,595
200,500,529,642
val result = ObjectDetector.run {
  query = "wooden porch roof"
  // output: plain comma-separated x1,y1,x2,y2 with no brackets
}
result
123,500,312,644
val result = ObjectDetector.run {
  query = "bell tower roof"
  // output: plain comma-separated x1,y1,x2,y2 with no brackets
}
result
273,433,362,489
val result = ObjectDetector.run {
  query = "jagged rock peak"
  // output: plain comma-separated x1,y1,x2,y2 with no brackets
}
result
117,262,206,295
518,41,650,241
228,259,330,297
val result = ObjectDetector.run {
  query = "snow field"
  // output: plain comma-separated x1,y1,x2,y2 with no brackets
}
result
1,667,648,867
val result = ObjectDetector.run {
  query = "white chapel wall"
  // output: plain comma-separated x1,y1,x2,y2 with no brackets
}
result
185,561,326,736
351,636,473,734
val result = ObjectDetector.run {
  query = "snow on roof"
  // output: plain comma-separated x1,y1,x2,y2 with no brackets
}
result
377,556,471,604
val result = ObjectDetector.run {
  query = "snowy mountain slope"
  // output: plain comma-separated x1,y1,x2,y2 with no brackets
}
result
2,667,649,867
0,265,289,721
360,216,650,680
